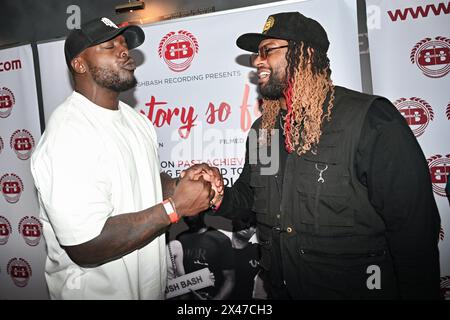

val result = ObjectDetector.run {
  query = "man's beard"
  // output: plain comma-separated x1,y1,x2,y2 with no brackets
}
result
88,64,137,92
258,69,287,100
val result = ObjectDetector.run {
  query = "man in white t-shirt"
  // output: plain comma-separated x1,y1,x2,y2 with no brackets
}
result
31,17,219,300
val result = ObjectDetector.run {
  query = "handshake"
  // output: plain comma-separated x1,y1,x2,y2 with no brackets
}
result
169,163,224,219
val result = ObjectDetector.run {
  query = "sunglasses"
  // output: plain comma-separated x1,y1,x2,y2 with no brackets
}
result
253,45,289,60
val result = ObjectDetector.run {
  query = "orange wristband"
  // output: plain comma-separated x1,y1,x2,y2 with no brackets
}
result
162,198,179,223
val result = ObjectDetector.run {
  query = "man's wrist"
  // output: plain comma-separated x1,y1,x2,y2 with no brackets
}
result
211,194,224,212
162,197,180,223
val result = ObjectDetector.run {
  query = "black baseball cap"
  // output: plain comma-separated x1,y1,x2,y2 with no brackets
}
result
236,12,329,53
64,17,145,68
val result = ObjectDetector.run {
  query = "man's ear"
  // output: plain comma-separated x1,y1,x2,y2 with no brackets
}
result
71,57,86,74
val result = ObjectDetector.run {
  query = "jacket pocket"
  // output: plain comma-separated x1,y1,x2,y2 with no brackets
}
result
249,171,268,214
297,190,354,227
301,129,344,165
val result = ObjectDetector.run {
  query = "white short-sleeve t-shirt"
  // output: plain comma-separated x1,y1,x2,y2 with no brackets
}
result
31,91,166,299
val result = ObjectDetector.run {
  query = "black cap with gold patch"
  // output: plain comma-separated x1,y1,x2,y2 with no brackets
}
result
236,12,329,53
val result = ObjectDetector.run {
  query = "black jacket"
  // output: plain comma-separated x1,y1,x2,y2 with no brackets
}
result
213,86,441,299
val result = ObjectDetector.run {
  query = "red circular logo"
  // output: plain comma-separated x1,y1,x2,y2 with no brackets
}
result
158,30,199,72
394,97,433,137
427,154,449,197
10,129,35,160
410,36,450,78
0,215,12,245
7,257,32,287
0,87,15,118
18,216,42,246
0,173,24,203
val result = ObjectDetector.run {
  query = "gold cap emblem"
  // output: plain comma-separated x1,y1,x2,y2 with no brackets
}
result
262,16,275,34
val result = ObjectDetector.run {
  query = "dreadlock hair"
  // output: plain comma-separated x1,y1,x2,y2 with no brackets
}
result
260,40,335,155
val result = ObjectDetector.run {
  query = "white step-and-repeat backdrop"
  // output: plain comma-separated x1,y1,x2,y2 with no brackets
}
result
0,45,47,299
367,0,449,298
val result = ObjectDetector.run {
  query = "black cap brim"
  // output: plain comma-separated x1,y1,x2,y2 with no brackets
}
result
91,25,145,50
121,25,145,49
236,33,287,53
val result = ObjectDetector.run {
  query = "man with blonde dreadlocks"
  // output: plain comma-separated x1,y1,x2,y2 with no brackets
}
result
192,12,441,299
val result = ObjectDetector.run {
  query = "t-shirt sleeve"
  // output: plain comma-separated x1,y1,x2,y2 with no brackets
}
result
33,121,113,246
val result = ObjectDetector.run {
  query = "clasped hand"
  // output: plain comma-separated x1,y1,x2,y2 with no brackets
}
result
181,163,224,208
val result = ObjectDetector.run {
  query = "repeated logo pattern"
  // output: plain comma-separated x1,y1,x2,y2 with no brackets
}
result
410,36,450,78
394,97,434,137
0,87,15,118
427,154,450,197
10,129,35,160
159,30,199,72
18,216,42,246
0,173,24,204
0,215,12,245
7,257,32,287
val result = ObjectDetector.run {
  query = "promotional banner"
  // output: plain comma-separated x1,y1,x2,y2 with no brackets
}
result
0,45,47,299
367,0,450,298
